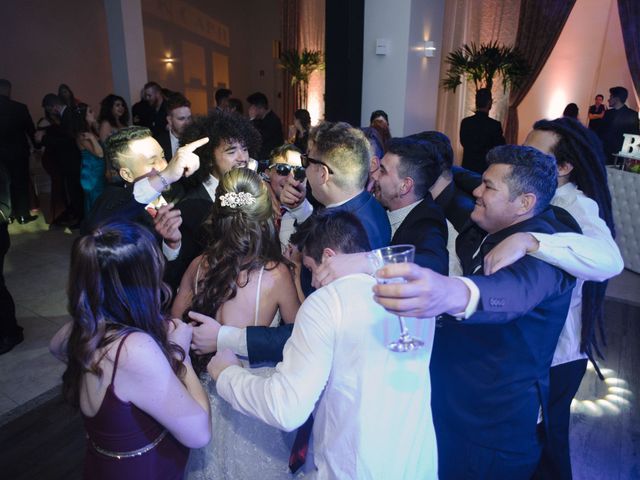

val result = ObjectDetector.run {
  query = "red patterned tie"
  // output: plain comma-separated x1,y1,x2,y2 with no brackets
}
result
288,415,313,473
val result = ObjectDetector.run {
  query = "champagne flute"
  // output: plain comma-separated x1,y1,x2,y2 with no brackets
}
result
369,244,425,352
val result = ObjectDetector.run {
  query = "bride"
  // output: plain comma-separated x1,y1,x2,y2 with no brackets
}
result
172,168,300,479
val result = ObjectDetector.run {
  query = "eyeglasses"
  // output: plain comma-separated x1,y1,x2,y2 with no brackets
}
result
268,163,306,178
301,154,334,174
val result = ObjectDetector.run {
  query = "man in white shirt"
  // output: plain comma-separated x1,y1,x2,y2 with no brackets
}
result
207,210,438,479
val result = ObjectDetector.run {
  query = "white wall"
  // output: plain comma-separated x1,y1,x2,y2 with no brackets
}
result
361,0,412,133
1,0,113,119
361,0,445,135
518,0,637,142
403,0,446,136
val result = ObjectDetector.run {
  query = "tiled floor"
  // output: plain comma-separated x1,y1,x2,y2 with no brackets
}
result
1,216,76,418
1,214,639,421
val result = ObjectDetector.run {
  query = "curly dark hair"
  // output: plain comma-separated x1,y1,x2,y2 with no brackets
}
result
181,112,262,182
98,94,130,128
188,168,291,320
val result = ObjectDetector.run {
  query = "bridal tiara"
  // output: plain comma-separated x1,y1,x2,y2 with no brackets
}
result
219,191,256,209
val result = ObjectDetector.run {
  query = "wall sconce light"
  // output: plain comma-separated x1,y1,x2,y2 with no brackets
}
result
423,41,436,58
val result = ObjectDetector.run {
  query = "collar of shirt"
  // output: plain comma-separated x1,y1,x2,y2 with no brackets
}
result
203,174,219,202
387,199,422,236
326,191,360,209
551,182,578,210
169,130,180,157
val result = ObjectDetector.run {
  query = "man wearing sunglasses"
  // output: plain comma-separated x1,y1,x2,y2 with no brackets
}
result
195,122,392,369
264,144,308,247
281,121,391,254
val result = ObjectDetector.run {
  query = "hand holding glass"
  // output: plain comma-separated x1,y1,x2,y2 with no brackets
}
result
369,245,425,352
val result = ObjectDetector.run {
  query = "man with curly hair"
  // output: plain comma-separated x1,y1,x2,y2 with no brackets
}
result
167,111,262,286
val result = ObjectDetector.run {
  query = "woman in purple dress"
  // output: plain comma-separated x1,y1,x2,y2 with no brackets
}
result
50,221,211,479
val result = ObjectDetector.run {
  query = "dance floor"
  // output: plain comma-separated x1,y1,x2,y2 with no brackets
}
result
0,217,638,479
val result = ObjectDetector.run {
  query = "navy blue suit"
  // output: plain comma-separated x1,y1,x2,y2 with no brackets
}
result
392,194,448,275
330,189,391,250
246,190,391,365
432,208,578,480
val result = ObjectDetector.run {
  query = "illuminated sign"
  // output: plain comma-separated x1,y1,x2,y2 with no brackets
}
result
618,133,640,159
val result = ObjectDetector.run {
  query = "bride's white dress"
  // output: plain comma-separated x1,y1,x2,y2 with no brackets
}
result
186,266,298,479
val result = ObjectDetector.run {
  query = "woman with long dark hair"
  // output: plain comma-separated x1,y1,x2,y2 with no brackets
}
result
50,221,211,479
72,103,105,215
172,168,300,479
98,94,130,143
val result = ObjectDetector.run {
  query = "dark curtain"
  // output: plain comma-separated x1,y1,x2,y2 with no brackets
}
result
504,0,576,143
281,0,300,133
618,0,640,97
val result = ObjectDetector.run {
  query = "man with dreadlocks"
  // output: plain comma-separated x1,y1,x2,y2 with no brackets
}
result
483,117,623,480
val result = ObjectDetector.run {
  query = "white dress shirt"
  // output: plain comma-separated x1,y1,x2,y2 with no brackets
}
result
132,178,180,260
387,199,421,237
216,274,438,479
531,182,623,366
169,130,180,158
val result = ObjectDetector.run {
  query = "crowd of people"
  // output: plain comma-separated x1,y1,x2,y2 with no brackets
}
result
0,76,630,479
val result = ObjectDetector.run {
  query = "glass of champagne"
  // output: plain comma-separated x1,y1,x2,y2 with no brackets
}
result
369,244,425,352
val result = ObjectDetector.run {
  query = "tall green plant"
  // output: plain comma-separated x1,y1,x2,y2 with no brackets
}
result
279,49,324,108
441,41,529,94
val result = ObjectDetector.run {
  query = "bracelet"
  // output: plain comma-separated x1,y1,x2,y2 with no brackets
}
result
157,171,170,190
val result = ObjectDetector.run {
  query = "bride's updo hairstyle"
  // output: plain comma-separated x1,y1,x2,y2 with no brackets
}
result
190,168,289,318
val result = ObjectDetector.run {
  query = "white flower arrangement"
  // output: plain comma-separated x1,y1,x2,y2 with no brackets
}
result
219,191,256,208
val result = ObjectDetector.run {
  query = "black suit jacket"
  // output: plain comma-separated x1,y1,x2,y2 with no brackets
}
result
432,208,578,454
433,172,477,234
460,112,505,174
253,110,284,160
392,194,448,275
155,129,173,162
601,105,640,162
0,96,35,158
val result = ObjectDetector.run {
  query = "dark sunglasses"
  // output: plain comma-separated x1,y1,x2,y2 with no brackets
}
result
268,163,306,178
301,153,334,174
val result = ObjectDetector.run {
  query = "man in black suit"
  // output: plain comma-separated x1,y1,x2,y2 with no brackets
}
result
0,162,22,354
143,81,168,139
165,111,262,287
213,88,232,113
247,92,284,162
374,145,577,479
84,126,206,288
155,93,193,162
371,137,448,274
40,93,83,226
460,88,506,174
601,86,640,163
0,79,36,224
